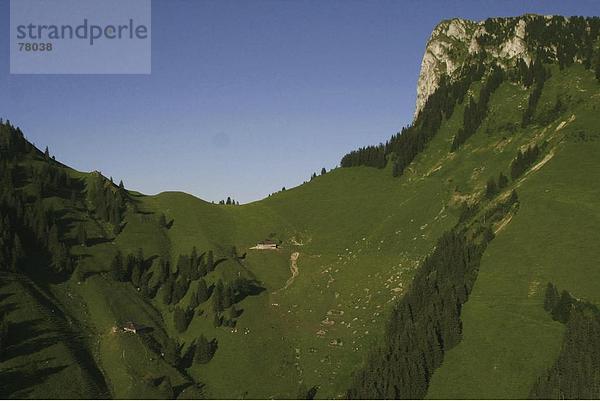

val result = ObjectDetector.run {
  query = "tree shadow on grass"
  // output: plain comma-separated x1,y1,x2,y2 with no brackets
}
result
0,363,68,398
2,318,63,363
86,237,112,247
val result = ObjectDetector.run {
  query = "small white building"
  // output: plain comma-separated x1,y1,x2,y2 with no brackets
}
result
250,239,279,250
123,321,142,334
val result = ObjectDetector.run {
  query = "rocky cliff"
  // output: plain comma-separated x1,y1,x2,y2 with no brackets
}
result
414,15,571,119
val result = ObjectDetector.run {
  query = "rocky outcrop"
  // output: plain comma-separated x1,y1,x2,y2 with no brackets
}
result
414,19,476,119
414,16,542,119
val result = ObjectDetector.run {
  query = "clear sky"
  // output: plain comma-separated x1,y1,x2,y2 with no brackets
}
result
0,0,598,203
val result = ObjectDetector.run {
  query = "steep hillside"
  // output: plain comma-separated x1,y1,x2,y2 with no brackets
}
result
1,14,599,400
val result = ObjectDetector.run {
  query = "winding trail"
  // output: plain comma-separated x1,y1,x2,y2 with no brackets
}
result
272,252,300,294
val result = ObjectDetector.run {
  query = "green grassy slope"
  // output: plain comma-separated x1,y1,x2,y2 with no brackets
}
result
105,64,597,398
1,60,598,400
426,65,600,398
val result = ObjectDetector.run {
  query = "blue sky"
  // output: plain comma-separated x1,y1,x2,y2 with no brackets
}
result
0,0,598,203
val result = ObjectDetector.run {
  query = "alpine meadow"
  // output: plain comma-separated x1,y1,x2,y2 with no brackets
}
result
2,13,600,400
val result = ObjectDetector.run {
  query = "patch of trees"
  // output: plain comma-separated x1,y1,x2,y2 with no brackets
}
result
157,333,217,370
524,16,600,72
521,59,549,127
347,228,491,398
531,284,600,399
510,144,540,180
347,189,519,399
451,66,504,151
476,18,519,47
0,211,24,272
0,119,34,159
86,173,127,233
192,334,217,364
160,248,216,306
0,122,78,278
173,306,195,333
218,197,239,205
110,248,161,298
211,277,262,328
340,60,486,175
485,172,509,198
310,168,328,181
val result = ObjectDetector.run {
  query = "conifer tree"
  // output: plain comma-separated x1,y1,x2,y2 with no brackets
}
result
162,277,174,304
196,279,209,304
498,172,509,189
173,306,193,333
213,280,224,313
11,234,23,272
544,282,560,312
111,251,126,281
194,334,213,364
485,177,498,198
206,250,214,272
77,223,87,246
163,338,180,366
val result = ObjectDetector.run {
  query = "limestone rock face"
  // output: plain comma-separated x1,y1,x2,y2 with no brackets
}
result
414,16,541,119
414,18,478,119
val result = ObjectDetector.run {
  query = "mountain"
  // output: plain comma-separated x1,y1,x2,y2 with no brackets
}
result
1,14,600,400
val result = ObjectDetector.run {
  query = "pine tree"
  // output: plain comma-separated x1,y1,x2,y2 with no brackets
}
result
77,223,87,246
111,251,126,281
321,167,326,175
552,290,574,323
223,283,235,309
498,172,509,189
544,282,560,312
11,234,23,272
163,338,180,366
173,307,193,333
162,277,174,304
194,334,213,364
485,177,498,198
206,250,214,272
213,280,224,313
196,279,209,304
172,278,190,304
131,263,142,288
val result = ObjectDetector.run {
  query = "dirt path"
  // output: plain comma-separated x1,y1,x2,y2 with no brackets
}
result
272,252,300,294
